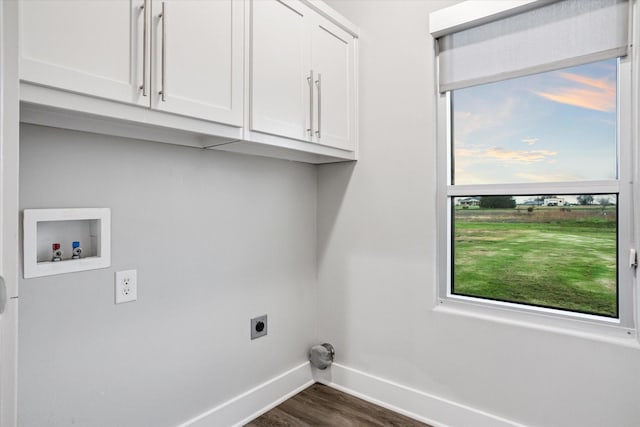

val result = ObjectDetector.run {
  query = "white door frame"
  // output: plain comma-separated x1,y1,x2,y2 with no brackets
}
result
0,0,20,425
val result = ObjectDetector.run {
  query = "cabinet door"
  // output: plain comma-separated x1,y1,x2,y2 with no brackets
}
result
19,0,149,106
151,0,243,126
311,17,355,151
250,0,312,141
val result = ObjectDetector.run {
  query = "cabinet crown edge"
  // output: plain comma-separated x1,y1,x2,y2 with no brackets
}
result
301,0,360,38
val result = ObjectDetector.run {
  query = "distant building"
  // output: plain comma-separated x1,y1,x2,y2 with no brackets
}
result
459,197,480,207
543,197,565,207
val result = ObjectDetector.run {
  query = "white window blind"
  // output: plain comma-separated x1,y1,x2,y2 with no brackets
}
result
437,0,629,92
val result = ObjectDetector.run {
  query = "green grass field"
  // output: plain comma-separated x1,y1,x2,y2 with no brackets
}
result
453,206,617,317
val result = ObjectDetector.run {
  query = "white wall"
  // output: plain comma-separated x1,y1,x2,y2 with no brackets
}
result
318,1,640,426
18,124,317,426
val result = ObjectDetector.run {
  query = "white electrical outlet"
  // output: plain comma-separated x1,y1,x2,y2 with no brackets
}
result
115,270,137,304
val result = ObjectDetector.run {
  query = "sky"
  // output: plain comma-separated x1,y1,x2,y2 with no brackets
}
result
452,59,618,186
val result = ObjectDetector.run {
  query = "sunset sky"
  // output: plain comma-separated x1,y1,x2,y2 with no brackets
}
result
452,59,618,185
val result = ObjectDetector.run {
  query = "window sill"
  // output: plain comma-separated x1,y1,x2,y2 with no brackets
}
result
433,298,640,349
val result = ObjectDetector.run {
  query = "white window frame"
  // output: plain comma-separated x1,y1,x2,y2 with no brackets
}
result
433,0,638,338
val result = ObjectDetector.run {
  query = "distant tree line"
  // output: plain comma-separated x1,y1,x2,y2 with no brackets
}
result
577,195,594,205
477,195,611,209
479,196,516,209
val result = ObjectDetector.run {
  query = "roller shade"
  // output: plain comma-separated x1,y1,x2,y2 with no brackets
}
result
437,0,629,92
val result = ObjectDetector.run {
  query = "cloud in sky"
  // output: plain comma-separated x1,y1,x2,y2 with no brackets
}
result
456,146,557,163
485,147,557,162
521,137,539,146
453,98,515,139
515,172,581,183
533,72,615,112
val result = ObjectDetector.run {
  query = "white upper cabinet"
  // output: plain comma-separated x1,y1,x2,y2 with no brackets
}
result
19,0,149,106
17,0,358,163
310,17,355,151
250,0,311,141
19,0,243,126
150,0,243,126
249,0,357,152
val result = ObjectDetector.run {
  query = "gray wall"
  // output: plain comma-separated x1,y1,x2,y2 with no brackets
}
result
318,1,640,426
18,124,318,427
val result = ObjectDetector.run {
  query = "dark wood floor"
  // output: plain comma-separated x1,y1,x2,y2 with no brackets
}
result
245,383,431,427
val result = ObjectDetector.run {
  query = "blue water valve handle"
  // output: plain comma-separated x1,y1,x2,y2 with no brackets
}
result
72,241,82,259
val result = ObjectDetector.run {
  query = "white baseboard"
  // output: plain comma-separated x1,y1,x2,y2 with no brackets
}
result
178,362,314,427
314,363,525,427
177,360,524,427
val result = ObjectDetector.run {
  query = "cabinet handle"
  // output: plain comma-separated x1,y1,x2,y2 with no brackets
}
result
159,2,166,102
307,70,314,135
315,73,321,139
139,0,148,96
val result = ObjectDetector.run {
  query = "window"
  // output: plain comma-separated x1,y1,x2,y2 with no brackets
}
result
432,0,635,329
